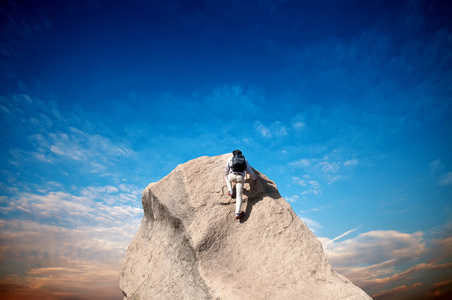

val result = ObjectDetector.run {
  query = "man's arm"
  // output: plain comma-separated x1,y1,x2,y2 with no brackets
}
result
245,161,256,180
225,160,231,177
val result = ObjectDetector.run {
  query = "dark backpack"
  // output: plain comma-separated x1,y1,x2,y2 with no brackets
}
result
231,154,246,172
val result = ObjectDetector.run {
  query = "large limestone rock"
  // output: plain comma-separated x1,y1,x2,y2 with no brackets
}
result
119,154,371,300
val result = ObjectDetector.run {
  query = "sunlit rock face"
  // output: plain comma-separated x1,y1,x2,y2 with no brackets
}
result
119,154,371,300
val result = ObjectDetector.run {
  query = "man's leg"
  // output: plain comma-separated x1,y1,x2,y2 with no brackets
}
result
235,175,244,214
225,174,234,195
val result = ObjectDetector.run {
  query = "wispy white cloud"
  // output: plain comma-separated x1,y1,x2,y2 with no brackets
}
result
292,121,305,130
292,175,308,186
318,161,340,173
438,172,452,186
285,195,299,203
326,175,344,184
292,176,322,195
300,216,322,232
270,121,288,137
429,159,452,186
289,158,311,167
289,156,345,175
301,180,321,195
430,159,445,174
300,206,326,213
46,127,134,173
344,159,359,167
254,121,272,138
253,120,289,139
288,153,359,191
80,184,141,205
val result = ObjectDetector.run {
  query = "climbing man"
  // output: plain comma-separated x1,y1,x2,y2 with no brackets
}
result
224,149,256,219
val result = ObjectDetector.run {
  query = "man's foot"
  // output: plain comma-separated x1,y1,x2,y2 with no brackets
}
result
235,211,245,219
228,191,234,197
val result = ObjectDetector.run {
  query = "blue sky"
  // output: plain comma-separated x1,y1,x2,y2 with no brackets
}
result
1,0,451,299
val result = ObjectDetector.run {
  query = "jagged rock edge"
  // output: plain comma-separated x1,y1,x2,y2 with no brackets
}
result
127,167,213,299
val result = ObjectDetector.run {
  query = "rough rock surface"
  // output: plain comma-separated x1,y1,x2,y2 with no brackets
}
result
119,154,371,300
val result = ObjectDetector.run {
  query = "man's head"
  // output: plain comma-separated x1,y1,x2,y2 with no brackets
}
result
233,149,242,156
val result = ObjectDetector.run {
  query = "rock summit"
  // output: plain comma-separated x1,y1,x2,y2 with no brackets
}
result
119,154,371,300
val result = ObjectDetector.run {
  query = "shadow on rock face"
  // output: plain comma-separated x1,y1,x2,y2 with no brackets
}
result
241,169,281,223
